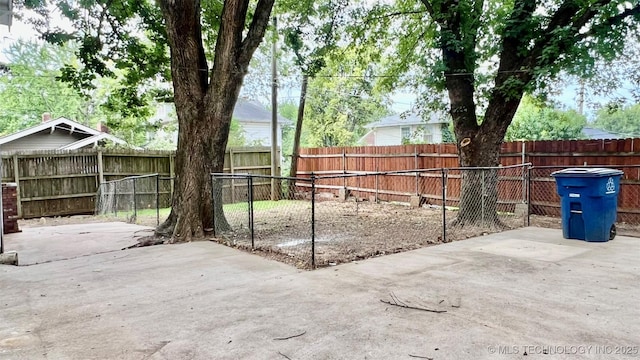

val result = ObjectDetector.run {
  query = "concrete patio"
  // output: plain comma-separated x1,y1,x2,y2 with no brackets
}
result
1,225,638,359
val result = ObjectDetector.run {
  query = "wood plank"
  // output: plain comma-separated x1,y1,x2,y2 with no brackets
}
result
22,192,97,202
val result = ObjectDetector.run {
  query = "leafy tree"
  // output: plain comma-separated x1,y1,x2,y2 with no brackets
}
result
0,40,157,146
441,123,455,143
280,0,345,178
303,47,391,147
227,119,249,148
593,103,640,137
505,96,586,141
356,0,640,226
20,0,276,240
0,40,90,134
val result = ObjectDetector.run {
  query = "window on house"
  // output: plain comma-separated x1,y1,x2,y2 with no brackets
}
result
423,133,433,143
401,127,411,141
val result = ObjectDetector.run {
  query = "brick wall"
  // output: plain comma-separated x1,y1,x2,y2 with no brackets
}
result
2,183,20,234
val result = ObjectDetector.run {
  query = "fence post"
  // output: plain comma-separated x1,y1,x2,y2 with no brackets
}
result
97,150,105,185
527,166,532,227
521,143,527,203
414,146,419,195
211,174,216,236
156,174,160,226
114,182,118,217
441,168,447,243
132,178,137,222
481,169,486,226
375,156,379,202
311,172,316,269
230,148,236,203
248,175,255,249
12,154,22,218
342,150,346,190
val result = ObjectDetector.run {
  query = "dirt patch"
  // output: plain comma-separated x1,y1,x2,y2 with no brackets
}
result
215,199,527,269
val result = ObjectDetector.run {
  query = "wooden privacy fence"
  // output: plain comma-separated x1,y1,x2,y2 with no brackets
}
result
0,147,278,219
297,138,640,222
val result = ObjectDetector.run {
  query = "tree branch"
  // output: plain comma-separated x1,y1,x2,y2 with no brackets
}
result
239,0,276,66
273,331,306,340
576,4,640,42
366,9,428,24
420,0,434,17
380,294,447,313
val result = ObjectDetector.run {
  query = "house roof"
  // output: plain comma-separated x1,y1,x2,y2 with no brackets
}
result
234,98,291,124
0,117,131,148
365,109,448,129
59,133,132,150
582,127,622,140
157,98,292,126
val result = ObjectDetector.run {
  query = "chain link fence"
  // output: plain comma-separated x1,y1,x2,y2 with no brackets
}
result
94,163,639,269
211,164,531,269
528,165,640,237
96,174,173,226
211,174,314,268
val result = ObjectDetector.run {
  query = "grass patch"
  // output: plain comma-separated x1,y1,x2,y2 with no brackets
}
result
224,200,306,212
108,200,306,219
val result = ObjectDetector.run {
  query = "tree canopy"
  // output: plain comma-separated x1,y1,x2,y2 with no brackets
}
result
302,48,391,147
0,40,91,134
0,39,156,145
593,103,640,137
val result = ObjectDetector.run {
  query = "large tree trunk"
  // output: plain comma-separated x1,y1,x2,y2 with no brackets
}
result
455,132,503,227
432,0,533,228
157,0,274,242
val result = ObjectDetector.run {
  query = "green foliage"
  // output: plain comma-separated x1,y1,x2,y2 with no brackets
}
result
0,40,159,146
505,96,587,141
302,47,391,147
0,40,90,134
227,119,248,148
18,0,170,122
279,0,345,77
593,103,640,137
350,0,640,132
441,123,455,143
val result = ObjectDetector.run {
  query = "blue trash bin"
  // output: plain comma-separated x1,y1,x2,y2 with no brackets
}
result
551,168,623,242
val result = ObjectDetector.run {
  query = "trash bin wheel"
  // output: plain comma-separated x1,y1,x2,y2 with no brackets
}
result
609,224,617,240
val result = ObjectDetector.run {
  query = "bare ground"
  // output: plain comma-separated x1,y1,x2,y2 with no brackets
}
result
213,199,527,269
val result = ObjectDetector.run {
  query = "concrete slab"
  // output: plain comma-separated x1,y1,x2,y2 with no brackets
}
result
2,223,152,265
1,226,639,359
471,238,590,262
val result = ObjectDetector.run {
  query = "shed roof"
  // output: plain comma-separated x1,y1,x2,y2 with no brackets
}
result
0,117,131,148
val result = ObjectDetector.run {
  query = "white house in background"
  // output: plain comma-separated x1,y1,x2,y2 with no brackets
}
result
0,115,132,152
360,110,450,146
152,98,291,147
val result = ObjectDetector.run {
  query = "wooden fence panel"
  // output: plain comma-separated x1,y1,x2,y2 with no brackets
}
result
298,138,640,223
1,147,276,218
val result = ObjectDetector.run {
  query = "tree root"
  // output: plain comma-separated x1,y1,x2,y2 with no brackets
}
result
123,235,168,249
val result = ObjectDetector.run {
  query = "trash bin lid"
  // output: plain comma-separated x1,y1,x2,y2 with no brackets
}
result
551,168,623,177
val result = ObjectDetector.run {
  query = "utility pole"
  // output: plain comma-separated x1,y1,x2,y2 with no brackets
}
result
270,16,279,201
